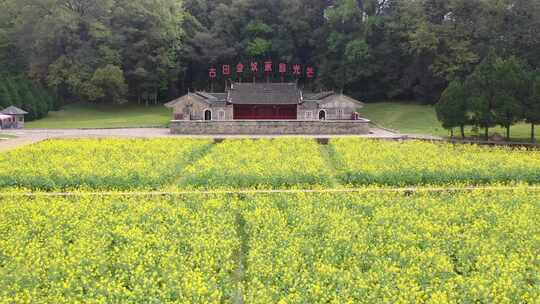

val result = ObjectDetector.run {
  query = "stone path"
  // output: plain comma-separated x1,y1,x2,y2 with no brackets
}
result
0,127,441,152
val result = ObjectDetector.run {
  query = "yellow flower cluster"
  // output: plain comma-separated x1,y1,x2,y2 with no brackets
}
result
0,190,539,302
182,139,334,189
2,138,540,190
0,194,240,303
0,139,211,190
332,138,540,186
241,190,540,303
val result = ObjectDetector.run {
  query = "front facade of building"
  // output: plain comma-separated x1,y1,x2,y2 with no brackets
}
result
165,83,370,135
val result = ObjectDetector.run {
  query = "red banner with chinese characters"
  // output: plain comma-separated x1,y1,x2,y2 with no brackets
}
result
209,68,217,79
210,62,316,79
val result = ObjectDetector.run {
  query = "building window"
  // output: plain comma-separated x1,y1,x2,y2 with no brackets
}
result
218,110,225,120
319,110,326,120
304,111,313,120
204,109,212,121
337,109,344,119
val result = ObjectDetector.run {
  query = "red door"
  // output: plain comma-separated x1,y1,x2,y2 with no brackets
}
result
234,104,297,120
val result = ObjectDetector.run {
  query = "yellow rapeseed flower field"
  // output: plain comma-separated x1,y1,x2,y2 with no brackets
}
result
0,194,240,303
332,138,540,186
1,138,540,190
0,139,211,190
240,190,540,303
1,138,540,302
181,139,334,189
0,190,539,303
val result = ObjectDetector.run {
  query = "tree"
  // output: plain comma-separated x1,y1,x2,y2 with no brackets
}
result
523,70,540,142
1,0,540,108
318,0,368,91
467,54,499,140
467,55,528,140
436,79,470,138
88,65,128,103
491,57,528,140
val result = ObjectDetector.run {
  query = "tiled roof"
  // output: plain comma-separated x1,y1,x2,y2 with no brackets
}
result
208,93,227,101
229,83,300,105
300,100,319,109
303,91,335,100
319,94,365,107
1,106,28,115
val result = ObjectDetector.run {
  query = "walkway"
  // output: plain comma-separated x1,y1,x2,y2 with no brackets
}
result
0,127,440,151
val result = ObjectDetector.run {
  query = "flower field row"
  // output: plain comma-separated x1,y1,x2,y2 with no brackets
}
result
1,190,539,303
180,138,334,189
332,138,540,186
0,139,211,190
241,190,540,303
0,195,240,303
1,138,540,190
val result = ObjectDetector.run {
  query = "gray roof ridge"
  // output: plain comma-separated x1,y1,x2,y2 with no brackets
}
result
1,105,28,115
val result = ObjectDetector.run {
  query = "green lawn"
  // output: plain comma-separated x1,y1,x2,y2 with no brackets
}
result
362,102,540,141
26,103,172,129
0,134,17,139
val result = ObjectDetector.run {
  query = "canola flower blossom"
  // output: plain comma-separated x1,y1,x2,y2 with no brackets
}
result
0,138,211,190
1,138,540,190
332,138,540,186
182,138,334,189
241,190,540,303
2,138,540,302
0,190,539,303
0,194,240,303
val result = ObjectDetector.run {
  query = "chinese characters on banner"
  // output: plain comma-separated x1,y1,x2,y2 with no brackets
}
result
236,63,244,73
264,61,273,73
209,62,315,82
306,67,315,79
208,68,217,79
279,63,287,74
250,62,258,73
222,65,231,76
292,64,302,76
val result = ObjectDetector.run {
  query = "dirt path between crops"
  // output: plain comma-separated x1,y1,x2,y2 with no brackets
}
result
0,127,440,152
0,185,536,197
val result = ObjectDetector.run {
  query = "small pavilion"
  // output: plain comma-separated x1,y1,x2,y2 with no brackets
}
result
0,106,28,129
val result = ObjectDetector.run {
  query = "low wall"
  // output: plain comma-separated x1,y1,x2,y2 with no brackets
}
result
170,119,370,135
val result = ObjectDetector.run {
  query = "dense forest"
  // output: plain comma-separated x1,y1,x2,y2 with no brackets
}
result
0,0,539,118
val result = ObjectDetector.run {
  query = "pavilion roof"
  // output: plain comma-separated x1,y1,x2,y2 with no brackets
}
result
1,106,28,115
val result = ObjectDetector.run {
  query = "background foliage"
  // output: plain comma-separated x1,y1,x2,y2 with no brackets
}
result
0,0,539,118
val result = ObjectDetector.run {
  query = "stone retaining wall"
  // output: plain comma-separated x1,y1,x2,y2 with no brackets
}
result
170,119,371,135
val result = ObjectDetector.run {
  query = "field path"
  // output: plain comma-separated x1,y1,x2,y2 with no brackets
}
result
1,185,538,197
0,127,419,151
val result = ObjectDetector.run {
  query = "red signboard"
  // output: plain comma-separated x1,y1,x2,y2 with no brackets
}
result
251,62,258,72
222,65,231,76
279,63,287,74
292,64,302,76
236,63,244,73
209,68,217,79
306,67,315,78
209,62,316,79
264,61,273,73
